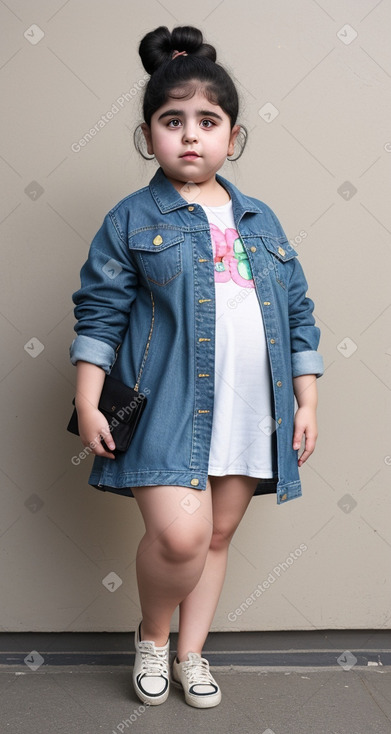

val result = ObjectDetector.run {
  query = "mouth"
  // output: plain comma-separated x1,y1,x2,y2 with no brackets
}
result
180,152,200,160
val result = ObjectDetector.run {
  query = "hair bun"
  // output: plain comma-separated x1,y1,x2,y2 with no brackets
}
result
138,25,216,75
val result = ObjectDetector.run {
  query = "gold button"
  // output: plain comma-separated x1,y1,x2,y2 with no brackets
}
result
250,246,256,253
188,206,195,211
190,478,199,486
263,301,270,306
281,493,287,501
278,246,285,256
276,380,282,387
277,418,282,424
153,235,163,246
270,338,275,344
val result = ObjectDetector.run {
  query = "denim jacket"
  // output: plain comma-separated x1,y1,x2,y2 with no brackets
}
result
70,166,324,504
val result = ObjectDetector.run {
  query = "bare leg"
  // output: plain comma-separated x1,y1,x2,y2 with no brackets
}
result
132,481,213,647
176,475,258,661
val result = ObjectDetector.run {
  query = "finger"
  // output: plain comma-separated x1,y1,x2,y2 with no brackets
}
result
293,430,303,451
99,449,116,459
82,431,115,460
95,420,116,455
298,438,316,466
100,435,116,457
298,449,310,466
100,429,116,453
95,430,116,458
92,439,116,459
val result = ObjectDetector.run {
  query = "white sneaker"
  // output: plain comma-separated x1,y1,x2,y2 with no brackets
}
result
132,621,170,705
172,652,222,708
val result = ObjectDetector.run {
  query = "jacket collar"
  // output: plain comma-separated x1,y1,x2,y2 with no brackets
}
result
149,166,262,222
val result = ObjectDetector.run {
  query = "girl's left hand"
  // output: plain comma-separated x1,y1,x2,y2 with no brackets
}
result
292,406,318,466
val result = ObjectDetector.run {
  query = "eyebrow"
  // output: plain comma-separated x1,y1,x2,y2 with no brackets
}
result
157,108,224,122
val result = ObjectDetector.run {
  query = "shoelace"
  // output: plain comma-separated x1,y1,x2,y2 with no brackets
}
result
182,657,214,685
139,644,168,676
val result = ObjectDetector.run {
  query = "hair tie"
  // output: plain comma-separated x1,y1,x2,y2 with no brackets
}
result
172,49,188,60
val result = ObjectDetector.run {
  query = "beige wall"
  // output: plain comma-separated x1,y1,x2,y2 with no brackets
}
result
1,0,390,632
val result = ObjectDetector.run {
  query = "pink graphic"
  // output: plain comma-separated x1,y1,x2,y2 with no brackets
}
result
209,223,254,288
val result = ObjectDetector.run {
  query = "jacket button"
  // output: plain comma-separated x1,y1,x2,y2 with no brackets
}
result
263,301,271,306
188,206,195,211
250,246,256,252
278,246,286,256
270,338,275,344
153,235,163,245
281,493,287,501
276,380,282,387
278,418,282,424
190,478,199,486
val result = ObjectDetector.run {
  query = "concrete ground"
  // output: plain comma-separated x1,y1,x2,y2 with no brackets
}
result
1,630,391,734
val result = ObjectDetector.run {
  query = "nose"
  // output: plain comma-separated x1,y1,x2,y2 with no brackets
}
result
182,122,198,143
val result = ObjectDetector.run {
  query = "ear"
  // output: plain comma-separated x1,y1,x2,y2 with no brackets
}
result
227,124,241,157
140,122,154,155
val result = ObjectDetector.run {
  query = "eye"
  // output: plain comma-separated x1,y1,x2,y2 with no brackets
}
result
200,119,215,128
167,119,182,127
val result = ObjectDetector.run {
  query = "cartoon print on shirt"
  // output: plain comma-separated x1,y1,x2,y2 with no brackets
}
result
209,223,254,288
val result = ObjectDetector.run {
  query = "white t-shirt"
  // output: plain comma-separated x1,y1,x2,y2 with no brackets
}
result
200,199,274,478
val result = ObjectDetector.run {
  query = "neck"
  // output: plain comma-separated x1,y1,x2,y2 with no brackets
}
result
166,173,231,207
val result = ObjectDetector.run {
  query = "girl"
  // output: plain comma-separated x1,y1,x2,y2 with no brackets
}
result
70,25,324,709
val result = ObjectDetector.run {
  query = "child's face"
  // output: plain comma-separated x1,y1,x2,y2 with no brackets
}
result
141,85,240,192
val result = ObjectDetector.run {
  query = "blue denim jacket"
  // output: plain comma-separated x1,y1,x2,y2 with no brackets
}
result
70,166,324,504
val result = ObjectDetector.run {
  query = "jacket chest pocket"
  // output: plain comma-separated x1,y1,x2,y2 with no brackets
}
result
128,229,184,286
260,236,298,289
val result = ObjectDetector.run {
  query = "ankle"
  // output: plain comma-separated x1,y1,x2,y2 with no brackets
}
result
140,621,169,647
176,651,201,663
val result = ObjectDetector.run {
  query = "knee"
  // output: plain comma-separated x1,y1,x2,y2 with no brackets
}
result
209,523,235,552
158,525,212,563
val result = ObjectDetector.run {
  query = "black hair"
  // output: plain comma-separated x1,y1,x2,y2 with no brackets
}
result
134,25,247,160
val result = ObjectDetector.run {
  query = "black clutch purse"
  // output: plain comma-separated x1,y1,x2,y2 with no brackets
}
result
67,293,154,454
67,375,147,453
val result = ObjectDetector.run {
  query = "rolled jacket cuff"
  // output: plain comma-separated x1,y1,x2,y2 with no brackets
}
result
69,335,115,374
291,350,324,378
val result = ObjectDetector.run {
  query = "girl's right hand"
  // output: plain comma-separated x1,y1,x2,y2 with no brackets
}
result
77,407,116,459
